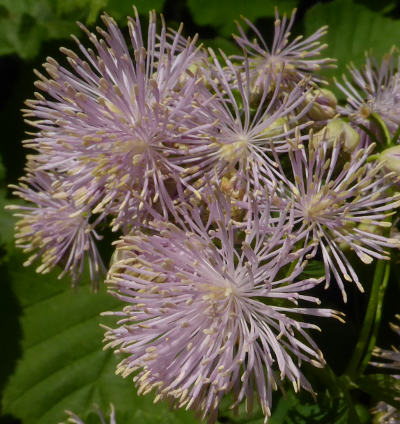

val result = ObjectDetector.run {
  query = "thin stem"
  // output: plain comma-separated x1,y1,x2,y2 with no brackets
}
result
285,257,299,278
318,366,361,424
343,391,361,423
345,260,386,379
359,262,390,374
357,123,380,145
370,112,391,146
339,378,361,424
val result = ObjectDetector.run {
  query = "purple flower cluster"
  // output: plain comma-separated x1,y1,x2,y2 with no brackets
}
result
266,138,400,301
9,170,105,286
233,9,335,90
10,6,400,423
336,49,400,146
103,191,341,421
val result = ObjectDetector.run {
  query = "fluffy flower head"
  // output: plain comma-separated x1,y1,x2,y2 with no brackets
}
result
103,191,339,422
8,170,105,286
23,8,202,231
233,9,334,91
175,49,312,198
267,136,400,301
336,50,400,142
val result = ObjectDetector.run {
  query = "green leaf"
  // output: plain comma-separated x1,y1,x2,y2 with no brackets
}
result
301,260,325,279
54,0,108,25
304,0,400,82
187,0,298,36
354,0,396,13
1,250,197,422
0,0,170,59
0,155,20,260
0,0,114,59
268,390,348,424
0,10,44,58
358,374,400,410
203,37,240,56
0,0,73,59
0,191,20,262
106,0,166,21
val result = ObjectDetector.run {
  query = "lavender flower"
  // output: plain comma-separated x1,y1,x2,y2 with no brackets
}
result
22,8,202,232
174,49,312,199
232,9,334,92
267,137,400,302
336,50,400,143
8,170,105,287
103,191,340,423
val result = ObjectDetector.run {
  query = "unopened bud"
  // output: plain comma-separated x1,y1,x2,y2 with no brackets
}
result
179,59,209,87
312,118,360,152
306,88,337,121
378,145,400,173
262,116,290,137
358,222,383,237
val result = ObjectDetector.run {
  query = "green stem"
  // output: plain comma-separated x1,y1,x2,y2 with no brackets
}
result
357,123,380,145
370,113,391,146
341,385,361,424
285,257,299,278
345,260,386,378
359,262,390,374
320,366,361,424
321,364,343,397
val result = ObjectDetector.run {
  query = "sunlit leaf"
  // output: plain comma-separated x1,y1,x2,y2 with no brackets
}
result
304,0,400,82
106,0,166,21
0,0,167,60
187,0,298,36
301,260,325,279
0,193,197,424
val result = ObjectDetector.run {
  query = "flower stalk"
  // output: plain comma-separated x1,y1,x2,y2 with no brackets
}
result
346,260,391,379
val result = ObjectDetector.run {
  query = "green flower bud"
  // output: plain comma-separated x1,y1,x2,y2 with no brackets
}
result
358,222,383,237
306,88,337,121
312,118,360,152
261,116,290,137
378,145,400,173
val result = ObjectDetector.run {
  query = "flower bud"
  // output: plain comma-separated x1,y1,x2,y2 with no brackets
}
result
306,88,337,121
358,222,383,237
312,118,360,152
377,145,400,173
261,116,290,137
178,59,210,87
